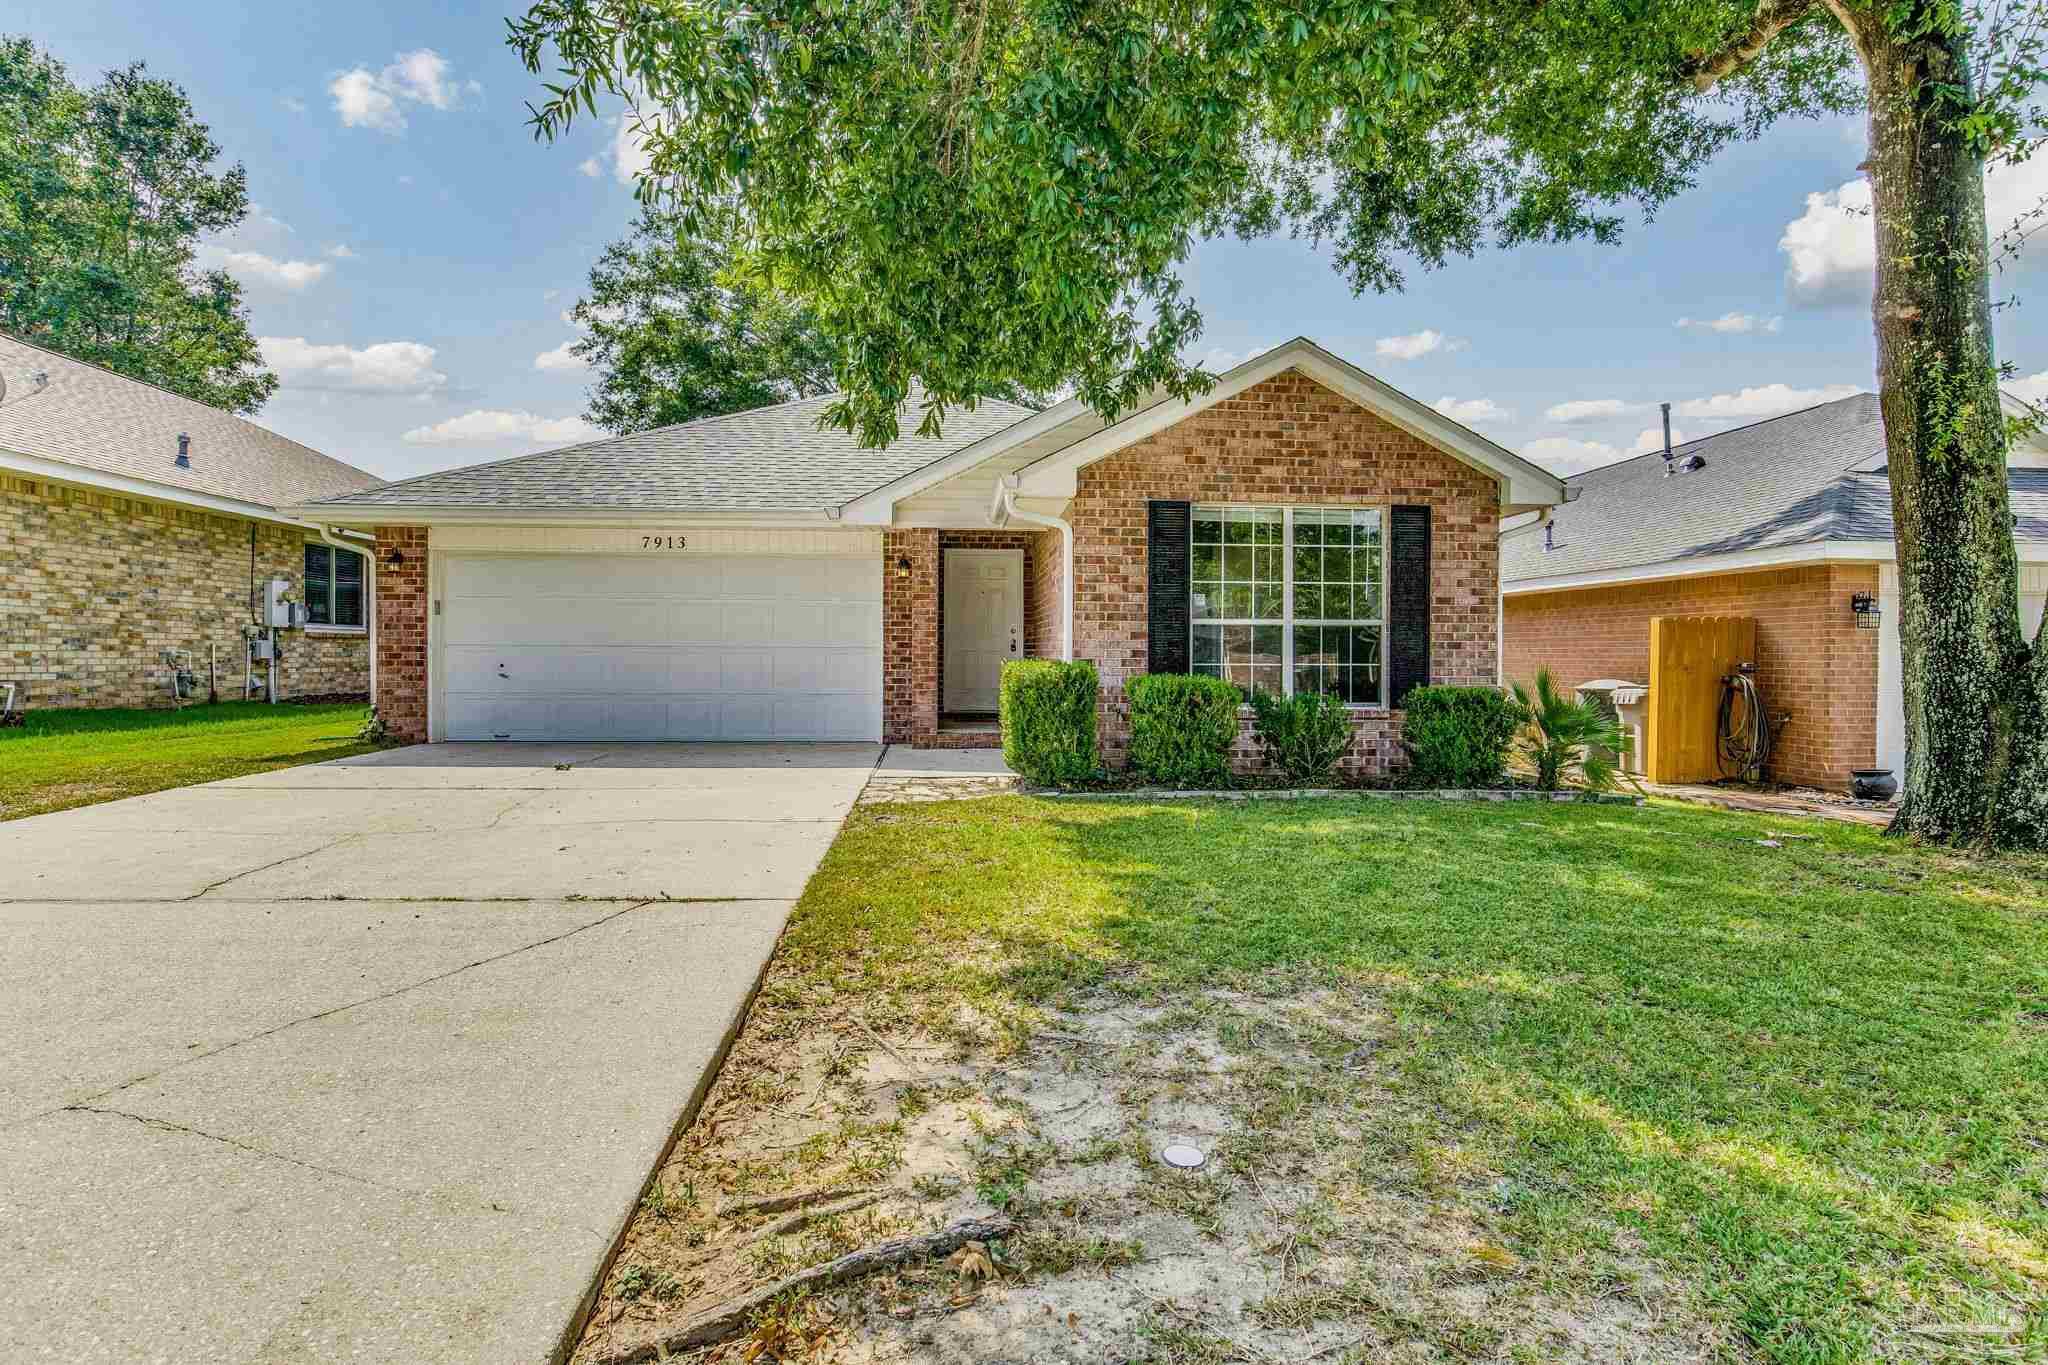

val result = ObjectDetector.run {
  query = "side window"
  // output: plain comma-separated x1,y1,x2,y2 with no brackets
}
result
304,544,332,626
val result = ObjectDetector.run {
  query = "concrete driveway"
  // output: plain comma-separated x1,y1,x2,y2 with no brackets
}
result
0,742,879,1364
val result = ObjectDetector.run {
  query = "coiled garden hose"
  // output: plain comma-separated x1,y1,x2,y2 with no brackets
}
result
1716,668,1772,784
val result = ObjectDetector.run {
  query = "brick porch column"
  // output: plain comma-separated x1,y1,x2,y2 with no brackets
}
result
373,526,429,743
882,529,939,744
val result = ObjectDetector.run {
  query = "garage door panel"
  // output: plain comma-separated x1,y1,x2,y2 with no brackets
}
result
670,601,723,643
440,551,881,741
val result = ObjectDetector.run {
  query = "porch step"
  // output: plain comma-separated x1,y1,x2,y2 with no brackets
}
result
920,723,1003,750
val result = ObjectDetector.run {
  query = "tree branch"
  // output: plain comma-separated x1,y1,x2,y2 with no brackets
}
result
1682,0,1818,92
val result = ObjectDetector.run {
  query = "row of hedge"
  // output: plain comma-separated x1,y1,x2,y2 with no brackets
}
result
998,661,1526,789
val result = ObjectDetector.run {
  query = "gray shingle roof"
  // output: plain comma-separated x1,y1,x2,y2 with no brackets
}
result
311,391,1040,513
0,333,381,506
1503,393,2048,583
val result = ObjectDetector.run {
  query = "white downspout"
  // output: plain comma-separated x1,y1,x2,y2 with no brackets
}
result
312,524,378,706
998,481,1074,662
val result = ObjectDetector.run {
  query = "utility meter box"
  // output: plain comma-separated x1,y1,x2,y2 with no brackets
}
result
265,578,305,629
1576,679,1649,777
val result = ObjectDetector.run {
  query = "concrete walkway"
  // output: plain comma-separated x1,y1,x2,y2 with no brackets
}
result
0,742,879,1364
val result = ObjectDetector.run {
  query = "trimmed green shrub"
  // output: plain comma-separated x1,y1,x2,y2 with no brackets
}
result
1126,673,1241,786
999,659,1098,785
1400,685,1526,788
1248,689,1353,784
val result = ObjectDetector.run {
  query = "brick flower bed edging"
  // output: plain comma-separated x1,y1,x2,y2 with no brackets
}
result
1033,787,1645,805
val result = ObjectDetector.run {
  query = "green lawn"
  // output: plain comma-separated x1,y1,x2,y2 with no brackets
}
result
781,795,2048,1362
0,701,379,820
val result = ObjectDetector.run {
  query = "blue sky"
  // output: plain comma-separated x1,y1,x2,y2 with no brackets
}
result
19,2,2048,481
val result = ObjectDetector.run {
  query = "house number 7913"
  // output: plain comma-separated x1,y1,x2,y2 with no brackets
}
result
641,535,687,550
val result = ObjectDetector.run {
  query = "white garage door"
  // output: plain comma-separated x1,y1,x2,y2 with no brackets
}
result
440,552,882,741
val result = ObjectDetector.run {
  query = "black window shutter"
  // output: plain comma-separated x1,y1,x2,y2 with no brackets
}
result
1146,500,1192,674
334,549,365,628
1387,504,1431,706
303,544,332,626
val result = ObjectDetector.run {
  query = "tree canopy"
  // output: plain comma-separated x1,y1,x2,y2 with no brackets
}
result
508,0,1877,445
570,206,842,433
0,35,276,413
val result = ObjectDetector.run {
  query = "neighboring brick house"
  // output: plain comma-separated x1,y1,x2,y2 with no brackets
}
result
294,338,1563,775
1502,394,2048,791
0,334,382,710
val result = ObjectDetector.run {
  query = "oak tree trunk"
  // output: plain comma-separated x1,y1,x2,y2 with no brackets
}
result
1853,10,2048,847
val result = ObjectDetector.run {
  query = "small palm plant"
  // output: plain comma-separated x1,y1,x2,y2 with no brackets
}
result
1510,668,1628,791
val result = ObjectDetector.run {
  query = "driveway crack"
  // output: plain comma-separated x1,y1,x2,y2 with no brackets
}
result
62,1105,588,1228
10,900,659,1126
64,1104,417,1192
183,833,365,901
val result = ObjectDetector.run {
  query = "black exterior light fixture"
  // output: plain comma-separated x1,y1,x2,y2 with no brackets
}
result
385,547,408,569
1852,591,1880,630
895,556,912,578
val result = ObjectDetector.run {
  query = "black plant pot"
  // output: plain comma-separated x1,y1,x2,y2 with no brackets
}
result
1850,769,1898,801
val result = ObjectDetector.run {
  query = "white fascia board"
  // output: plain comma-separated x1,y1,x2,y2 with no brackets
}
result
277,504,848,530
1009,339,1567,509
2,447,315,527
1503,539,1899,595
837,401,1118,524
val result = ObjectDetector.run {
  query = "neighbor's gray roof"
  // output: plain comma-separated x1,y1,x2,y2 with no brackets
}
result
0,332,381,506
311,391,1041,512
1503,392,2048,583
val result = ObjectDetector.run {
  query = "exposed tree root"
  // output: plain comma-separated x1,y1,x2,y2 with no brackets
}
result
590,1215,1016,1364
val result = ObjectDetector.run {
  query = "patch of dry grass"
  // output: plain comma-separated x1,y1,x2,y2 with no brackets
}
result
574,794,2048,1365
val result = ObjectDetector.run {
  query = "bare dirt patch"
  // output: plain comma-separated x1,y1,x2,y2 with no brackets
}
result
574,971,1719,1364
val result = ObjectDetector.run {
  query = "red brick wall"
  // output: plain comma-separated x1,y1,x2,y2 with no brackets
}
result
372,526,429,743
882,529,938,743
1502,562,1880,791
1029,525,1063,660
1066,370,1502,776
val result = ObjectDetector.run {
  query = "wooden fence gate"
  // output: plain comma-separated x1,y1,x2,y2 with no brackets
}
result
1646,615,1757,783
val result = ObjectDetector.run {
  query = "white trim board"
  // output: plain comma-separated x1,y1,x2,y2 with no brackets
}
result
1505,538,2048,596
2,447,317,527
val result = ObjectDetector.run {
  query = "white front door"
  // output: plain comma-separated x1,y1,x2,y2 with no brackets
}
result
438,550,882,741
942,549,1023,713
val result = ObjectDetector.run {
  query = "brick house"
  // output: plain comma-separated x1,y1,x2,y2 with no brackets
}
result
293,339,1563,774
0,333,382,710
1502,394,2048,791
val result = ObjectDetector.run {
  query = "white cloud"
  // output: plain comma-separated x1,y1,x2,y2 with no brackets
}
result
533,340,589,374
198,248,330,292
1432,396,1511,424
1190,341,1274,373
1524,436,1626,477
326,244,355,259
1674,382,1861,422
606,110,656,185
1544,397,1634,424
261,337,446,394
1676,311,1782,335
330,49,479,133
281,96,307,115
402,409,605,446
579,156,603,179
1782,157,2048,305
1629,425,1689,454
2008,369,2048,406
1374,329,1462,361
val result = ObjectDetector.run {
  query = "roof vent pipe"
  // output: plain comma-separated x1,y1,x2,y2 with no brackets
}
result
1660,402,1674,474
176,432,191,468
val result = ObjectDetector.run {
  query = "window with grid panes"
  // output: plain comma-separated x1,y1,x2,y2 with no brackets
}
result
1189,506,1386,704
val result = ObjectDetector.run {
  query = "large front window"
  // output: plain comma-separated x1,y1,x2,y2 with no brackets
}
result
1190,506,1385,705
